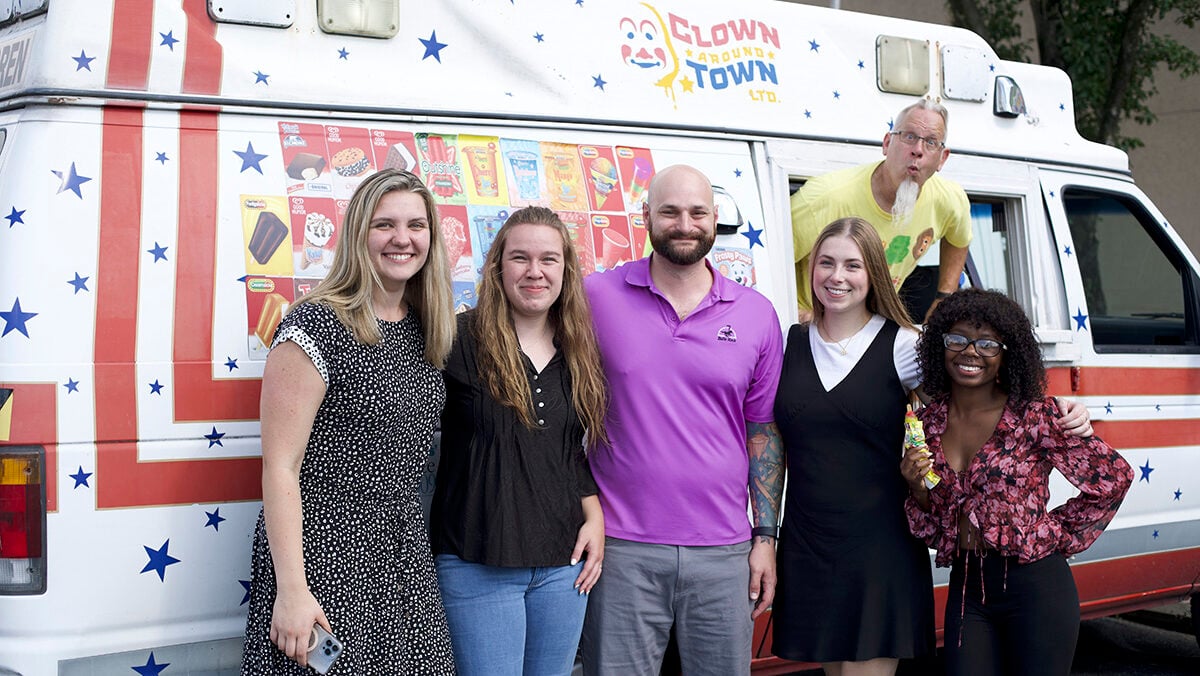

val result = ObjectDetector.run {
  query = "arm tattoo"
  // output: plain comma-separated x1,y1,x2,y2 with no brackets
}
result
747,421,784,530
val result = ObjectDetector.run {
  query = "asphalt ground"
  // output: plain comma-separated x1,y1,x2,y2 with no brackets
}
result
785,601,1200,676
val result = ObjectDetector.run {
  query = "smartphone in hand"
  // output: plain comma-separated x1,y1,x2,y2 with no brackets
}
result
306,624,342,674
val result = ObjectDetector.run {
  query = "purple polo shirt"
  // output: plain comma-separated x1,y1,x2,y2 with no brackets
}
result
585,257,783,546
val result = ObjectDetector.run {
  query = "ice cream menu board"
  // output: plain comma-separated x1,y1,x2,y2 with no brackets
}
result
243,122,750,357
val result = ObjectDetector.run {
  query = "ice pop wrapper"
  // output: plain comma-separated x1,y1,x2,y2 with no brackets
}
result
905,405,941,489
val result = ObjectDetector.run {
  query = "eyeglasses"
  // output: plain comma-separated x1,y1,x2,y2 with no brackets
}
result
890,130,945,152
943,334,1006,357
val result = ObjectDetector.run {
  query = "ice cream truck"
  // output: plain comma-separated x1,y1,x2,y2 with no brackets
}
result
0,0,1197,673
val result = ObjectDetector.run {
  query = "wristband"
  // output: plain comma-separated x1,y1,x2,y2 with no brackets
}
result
751,526,779,540
935,290,953,299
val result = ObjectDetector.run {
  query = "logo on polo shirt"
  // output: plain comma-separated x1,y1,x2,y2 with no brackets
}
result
716,325,737,342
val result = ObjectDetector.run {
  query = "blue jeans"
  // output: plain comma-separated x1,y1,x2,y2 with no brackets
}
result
435,554,588,676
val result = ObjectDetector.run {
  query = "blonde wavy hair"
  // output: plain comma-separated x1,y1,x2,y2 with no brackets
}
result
809,217,916,331
474,207,608,447
294,169,455,367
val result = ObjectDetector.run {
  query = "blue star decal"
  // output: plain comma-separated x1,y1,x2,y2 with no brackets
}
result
1072,308,1088,331
133,652,170,676
205,426,225,448
1,298,38,338
70,465,93,488
1062,245,1072,256
52,162,92,198
234,142,268,174
888,118,895,131
592,74,607,90
1104,401,1113,415
742,222,764,249
576,0,584,6
989,64,996,72
1049,190,1056,199
253,70,269,84
159,31,180,51
804,110,812,119
1059,102,1065,111
140,540,181,581
225,356,239,371
337,47,349,59
833,90,841,100
204,507,226,531
1152,529,1159,538
155,152,169,164
1138,459,1154,483
534,32,544,43
4,207,24,227
64,378,80,394
1174,488,1182,501
148,242,169,262
68,272,90,294
1155,404,1161,412
857,59,865,69
240,579,252,605
72,49,95,71
734,168,742,178
420,31,448,62
809,39,820,52
149,379,164,395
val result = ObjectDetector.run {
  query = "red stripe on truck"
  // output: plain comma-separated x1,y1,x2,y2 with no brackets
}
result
1048,365,1200,397
173,110,262,422
106,0,153,90
182,0,223,95
95,108,260,508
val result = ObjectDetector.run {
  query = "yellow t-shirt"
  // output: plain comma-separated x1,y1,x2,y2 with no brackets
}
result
790,161,972,309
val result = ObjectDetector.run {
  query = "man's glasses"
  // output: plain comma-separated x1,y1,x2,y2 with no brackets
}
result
943,334,1005,357
890,130,945,152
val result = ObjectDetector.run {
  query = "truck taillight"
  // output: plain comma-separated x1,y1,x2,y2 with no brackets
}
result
0,447,46,594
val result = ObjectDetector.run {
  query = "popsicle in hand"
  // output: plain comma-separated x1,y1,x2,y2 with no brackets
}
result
904,405,941,489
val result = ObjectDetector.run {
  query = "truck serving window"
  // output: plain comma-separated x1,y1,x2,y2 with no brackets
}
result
1062,189,1199,351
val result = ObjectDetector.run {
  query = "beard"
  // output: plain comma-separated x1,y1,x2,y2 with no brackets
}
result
892,177,920,226
649,221,716,266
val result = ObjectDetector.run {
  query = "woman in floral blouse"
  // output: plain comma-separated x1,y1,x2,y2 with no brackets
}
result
902,288,1133,676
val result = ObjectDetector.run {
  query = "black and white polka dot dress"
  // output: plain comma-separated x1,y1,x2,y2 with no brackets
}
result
242,302,455,675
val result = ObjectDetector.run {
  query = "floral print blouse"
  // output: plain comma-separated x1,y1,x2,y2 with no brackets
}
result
905,396,1133,567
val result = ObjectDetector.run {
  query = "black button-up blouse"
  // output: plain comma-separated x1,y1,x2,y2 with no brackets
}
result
431,311,599,568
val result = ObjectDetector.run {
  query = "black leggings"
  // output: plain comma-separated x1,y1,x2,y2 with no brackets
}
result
944,552,1080,676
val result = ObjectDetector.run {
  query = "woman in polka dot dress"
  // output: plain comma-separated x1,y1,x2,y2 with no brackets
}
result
242,169,458,675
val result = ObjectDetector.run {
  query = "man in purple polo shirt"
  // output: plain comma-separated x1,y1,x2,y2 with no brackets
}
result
580,165,785,675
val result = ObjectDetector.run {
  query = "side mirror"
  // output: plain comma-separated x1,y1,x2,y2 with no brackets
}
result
713,185,743,235
994,76,1026,118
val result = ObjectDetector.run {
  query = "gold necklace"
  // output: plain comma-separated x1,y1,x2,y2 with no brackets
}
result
832,334,852,355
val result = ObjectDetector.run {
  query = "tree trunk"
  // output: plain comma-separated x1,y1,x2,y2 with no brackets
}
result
1029,0,1067,69
947,0,990,43
1099,0,1156,144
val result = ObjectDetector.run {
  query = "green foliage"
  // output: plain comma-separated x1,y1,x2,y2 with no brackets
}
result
947,0,1200,150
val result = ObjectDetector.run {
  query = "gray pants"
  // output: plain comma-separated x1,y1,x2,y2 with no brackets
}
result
580,537,753,676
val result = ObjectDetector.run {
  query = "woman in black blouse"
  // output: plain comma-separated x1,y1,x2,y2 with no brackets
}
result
431,206,608,675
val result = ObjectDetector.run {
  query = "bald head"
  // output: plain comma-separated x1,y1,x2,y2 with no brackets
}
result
646,165,715,213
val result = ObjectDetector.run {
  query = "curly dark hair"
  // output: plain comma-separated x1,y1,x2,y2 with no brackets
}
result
917,288,1046,404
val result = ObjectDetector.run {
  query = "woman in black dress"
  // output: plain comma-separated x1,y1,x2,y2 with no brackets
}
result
242,169,457,674
772,217,933,676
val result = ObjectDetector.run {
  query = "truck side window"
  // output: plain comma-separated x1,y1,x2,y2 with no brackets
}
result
963,200,1010,295
1062,188,1199,351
